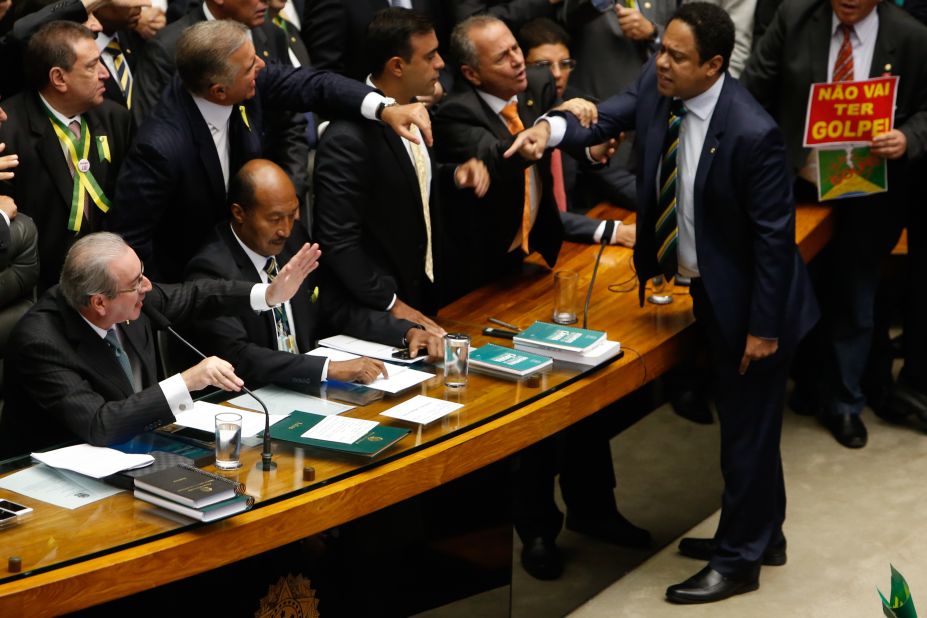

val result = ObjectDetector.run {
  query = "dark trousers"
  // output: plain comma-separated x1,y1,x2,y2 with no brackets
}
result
690,279,790,579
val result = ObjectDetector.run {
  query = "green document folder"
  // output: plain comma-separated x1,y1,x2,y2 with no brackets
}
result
266,411,411,458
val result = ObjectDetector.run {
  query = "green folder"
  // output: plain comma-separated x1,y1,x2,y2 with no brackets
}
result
266,411,411,458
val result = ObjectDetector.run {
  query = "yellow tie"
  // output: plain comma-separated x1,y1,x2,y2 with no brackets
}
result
500,101,532,254
409,135,434,283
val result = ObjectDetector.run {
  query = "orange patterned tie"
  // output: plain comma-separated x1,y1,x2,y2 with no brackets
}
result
832,24,855,82
500,101,532,254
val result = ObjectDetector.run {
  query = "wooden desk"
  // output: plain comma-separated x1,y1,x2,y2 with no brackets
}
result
0,205,831,616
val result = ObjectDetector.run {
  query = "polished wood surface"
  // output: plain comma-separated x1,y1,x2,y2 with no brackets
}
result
0,204,831,616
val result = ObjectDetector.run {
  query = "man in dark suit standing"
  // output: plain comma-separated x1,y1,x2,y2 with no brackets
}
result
185,159,441,388
512,2,818,601
94,0,146,110
314,8,488,327
0,230,320,458
0,21,133,290
108,19,433,283
741,0,927,448
433,15,567,296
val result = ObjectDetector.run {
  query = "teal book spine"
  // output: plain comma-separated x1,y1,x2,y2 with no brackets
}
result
469,343,552,376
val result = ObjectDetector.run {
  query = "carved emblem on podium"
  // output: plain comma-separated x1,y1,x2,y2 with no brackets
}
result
255,574,320,618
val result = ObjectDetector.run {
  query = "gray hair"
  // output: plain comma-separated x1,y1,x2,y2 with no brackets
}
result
59,232,128,309
176,20,250,97
450,15,504,71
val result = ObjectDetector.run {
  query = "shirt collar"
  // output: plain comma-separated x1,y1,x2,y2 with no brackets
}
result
476,89,518,115
230,223,273,275
37,92,80,127
80,314,109,339
96,32,115,52
680,73,725,121
831,9,879,45
191,94,233,131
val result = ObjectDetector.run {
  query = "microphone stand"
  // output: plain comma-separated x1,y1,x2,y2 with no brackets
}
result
583,220,616,330
144,304,276,471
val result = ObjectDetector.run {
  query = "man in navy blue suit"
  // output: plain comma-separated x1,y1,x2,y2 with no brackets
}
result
509,2,819,603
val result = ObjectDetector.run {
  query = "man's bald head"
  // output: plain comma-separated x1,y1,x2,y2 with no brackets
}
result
229,160,300,257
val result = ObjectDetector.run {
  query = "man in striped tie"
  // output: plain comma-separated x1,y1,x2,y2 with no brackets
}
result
508,2,819,602
742,0,927,449
94,0,146,110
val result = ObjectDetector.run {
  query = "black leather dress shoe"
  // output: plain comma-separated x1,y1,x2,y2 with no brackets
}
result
565,510,652,549
822,412,868,448
520,537,563,580
677,537,787,566
666,566,758,604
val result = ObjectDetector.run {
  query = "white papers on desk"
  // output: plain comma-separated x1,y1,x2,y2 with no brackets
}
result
30,444,154,479
317,335,425,364
380,395,463,425
173,401,287,438
226,385,353,417
308,348,433,394
0,464,122,509
301,415,378,444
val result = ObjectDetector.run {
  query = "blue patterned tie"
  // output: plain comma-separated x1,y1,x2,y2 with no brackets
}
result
655,99,687,279
105,327,135,389
264,257,298,353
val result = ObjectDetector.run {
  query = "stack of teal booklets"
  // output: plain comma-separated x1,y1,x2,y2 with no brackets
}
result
513,322,621,367
469,343,552,377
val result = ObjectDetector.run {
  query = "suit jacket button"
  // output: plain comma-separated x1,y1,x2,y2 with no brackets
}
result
179,403,187,411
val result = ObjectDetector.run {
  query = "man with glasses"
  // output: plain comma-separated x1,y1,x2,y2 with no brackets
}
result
0,231,320,458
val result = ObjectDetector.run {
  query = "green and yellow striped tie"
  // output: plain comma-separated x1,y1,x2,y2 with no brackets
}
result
655,99,687,279
105,37,133,109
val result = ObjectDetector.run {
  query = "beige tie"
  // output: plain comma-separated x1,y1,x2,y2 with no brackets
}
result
500,101,532,254
409,136,434,283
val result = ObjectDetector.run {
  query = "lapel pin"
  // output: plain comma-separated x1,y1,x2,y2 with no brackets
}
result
644,1,652,8
526,99,534,107
884,63,892,72
709,146,717,154
263,50,270,57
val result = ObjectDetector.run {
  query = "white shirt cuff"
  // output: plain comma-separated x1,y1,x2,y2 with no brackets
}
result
541,115,566,147
320,358,331,382
386,293,397,311
593,220,622,244
361,92,386,121
250,283,272,311
0,209,9,227
159,373,193,416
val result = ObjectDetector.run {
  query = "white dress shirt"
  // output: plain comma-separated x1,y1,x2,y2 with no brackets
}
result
37,93,82,164
230,225,331,380
827,10,879,82
191,95,234,189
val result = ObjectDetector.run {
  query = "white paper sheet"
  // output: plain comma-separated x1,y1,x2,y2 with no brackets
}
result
173,401,287,438
316,335,425,364
380,395,464,425
0,464,122,509
226,385,353,417
30,444,154,479
308,348,434,393
301,415,378,444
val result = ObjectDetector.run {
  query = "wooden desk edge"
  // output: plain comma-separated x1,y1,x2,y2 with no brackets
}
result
0,204,831,616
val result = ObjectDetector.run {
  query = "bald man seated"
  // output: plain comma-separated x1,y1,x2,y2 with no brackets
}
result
184,159,442,390
0,230,318,457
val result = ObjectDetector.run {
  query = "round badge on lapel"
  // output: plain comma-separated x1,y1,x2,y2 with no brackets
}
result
77,159,91,173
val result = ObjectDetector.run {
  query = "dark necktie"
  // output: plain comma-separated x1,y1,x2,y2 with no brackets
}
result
264,257,297,353
655,99,687,279
104,327,135,390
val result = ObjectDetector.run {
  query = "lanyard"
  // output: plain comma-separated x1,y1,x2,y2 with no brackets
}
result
42,105,111,232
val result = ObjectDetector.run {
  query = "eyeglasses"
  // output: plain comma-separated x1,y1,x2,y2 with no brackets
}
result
528,59,577,71
116,268,146,295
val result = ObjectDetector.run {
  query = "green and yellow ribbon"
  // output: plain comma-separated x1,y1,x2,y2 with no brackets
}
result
43,104,111,232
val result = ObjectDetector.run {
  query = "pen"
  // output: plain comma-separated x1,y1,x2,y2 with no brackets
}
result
488,317,520,331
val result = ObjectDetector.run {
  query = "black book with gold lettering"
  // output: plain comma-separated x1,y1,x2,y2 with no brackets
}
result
133,464,245,508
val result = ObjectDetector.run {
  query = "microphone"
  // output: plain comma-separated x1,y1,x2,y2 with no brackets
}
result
582,220,616,330
142,303,277,471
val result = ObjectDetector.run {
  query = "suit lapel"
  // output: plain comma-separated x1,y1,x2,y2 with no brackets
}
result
808,4,831,84
218,225,276,343
60,297,134,397
181,89,226,203
382,126,427,224
26,94,74,206
121,318,157,387
693,79,731,225
641,96,671,221
869,5,896,77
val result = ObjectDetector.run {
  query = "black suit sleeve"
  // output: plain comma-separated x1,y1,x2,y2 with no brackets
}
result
0,213,39,308
313,122,399,310
258,62,373,118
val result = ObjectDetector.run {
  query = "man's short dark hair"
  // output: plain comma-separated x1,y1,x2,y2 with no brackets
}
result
366,7,435,78
24,21,95,91
518,17,571,53
671,2,735,73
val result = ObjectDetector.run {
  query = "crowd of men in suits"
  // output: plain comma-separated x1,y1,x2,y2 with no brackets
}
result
1,0,926,606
